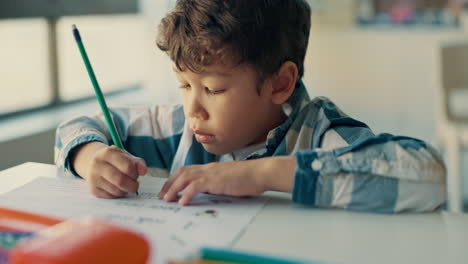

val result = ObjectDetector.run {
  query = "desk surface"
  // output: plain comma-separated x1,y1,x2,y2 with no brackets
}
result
1,162,467,264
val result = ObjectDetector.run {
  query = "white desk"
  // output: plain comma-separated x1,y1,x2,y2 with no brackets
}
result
1,162,468,264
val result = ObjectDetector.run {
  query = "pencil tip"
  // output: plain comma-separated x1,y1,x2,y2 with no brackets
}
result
72,24,77,30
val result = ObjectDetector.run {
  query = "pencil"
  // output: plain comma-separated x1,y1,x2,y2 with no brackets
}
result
167,260,229,264
199,247,321,264
72,24,124,149
72,24,138,195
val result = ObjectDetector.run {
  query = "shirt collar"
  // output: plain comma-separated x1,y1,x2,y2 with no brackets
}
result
259,80,311,156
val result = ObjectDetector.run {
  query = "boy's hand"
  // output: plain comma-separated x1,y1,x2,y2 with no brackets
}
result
71,142,147,198
158,156,296,206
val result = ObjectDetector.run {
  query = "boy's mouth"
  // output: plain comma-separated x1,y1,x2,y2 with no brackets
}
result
193,130,216,144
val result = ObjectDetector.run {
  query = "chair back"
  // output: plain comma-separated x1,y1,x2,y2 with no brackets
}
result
441,41,468,123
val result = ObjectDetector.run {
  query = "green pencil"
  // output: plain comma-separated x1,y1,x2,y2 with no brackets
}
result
72,24,124,149
199,247,323,264
72,24,138,195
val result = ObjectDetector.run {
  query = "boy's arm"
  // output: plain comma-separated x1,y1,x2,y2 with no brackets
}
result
158,127,446,213
288,129,446,213
54,104,185,177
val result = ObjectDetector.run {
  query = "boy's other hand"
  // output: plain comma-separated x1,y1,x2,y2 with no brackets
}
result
71,142,147,198
158,156,296,206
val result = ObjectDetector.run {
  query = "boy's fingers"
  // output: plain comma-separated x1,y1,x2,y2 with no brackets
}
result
158,181,171,199
92,187,116,199
101,163,139,193
163,176,194,202
178,182,205,206
106,147,140,179
159,166,189,198
159,175,179,198
95,176,127,197
136,158,148,176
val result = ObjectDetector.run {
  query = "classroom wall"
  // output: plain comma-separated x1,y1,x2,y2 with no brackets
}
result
303,26,466,141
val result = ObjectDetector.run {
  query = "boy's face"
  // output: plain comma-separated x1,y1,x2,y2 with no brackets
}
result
174,63,281,155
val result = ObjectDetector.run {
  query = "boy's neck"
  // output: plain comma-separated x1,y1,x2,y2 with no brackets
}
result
250,106,288,145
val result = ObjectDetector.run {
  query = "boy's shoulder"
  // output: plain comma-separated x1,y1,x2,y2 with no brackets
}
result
285,81,343,115
290,83,346,120
291,93,369,132
293,95,345,124
150,104,185,135
308,96,346,115
114,104,185,139
151,104,184,120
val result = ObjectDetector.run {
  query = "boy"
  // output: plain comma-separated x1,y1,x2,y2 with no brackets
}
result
55,0,446,213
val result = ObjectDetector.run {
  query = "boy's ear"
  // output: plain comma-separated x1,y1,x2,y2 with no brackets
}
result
269,61,298,105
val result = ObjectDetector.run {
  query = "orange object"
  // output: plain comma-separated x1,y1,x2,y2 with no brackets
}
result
0,207,61,232
10,216,150,264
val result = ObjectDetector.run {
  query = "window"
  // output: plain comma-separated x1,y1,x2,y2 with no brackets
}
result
0,14,148,118
0,18,52,114
58,15,148,101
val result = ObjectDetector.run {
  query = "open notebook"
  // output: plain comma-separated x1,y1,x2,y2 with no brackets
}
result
0,176,268,264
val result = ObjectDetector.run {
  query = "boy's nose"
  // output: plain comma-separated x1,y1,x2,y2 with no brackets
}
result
186,96,209,120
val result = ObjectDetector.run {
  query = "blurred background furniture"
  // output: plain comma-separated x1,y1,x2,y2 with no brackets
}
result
435,40,468,213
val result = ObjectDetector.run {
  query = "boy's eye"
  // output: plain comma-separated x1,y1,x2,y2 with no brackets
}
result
205,87,225,95
179,84,191,89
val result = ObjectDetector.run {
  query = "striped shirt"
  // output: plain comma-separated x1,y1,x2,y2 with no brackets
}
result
55,81,446,213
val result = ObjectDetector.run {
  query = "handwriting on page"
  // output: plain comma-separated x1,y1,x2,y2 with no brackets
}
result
0,176,268,264
115,198,181,213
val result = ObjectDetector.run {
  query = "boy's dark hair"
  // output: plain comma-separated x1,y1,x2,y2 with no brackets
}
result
157,0,311,82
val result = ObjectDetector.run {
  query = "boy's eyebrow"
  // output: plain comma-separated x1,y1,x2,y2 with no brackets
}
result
172,66,232,77
205,70,232,77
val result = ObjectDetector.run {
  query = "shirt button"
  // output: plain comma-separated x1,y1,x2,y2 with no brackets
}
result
311,159,323,171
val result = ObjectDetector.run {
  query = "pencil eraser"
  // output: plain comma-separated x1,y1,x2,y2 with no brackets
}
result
10,217,150,264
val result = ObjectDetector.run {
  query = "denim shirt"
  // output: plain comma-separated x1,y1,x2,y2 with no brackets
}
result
55,81,446,213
